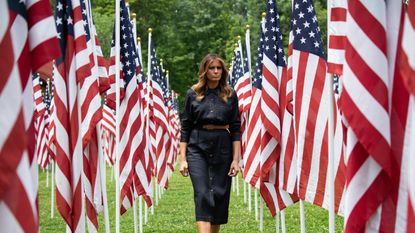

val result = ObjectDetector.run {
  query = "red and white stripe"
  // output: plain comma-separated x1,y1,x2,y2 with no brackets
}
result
33,75,46,115
260,162,298,216
35,109,50,169
279,31,297,196
260,55,282,181
341,1,392,232
0,0,60,232
243,86,262,188
101,105,115,166
327,0,347,76
400,2,415,231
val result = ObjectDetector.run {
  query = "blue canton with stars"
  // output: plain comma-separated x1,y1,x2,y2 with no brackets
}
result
231,49,244,88
158,62,171,106
150,40,170,106
111,0,139,89
291,0,325,58
54,0,75,66
243,46,250,74
252,21,265,90
263,0,286,67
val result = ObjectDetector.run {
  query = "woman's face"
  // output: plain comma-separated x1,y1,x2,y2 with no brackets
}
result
206,59,223,83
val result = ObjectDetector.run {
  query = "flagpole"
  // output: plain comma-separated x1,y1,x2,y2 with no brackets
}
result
245,25,252,73
147,28,154,215
300,200,306,233
132,13,137,48
248,185,252,212
326,0,335,232
46,166,49,188
51,161,55,218
139,196,143,233
281,210,286,233
259,197,263,232
115,0,121,231
133,195,138,233
275,212,280,233
255,188,258,221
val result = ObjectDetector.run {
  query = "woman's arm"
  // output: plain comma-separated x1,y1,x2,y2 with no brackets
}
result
179,142,189,177
179,90,194,177
228,91,241,176
228,140,241,177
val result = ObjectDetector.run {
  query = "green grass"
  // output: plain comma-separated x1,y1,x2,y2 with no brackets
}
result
39,166,344,232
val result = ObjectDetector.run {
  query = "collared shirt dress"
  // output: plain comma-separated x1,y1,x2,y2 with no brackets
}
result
181,87,241,224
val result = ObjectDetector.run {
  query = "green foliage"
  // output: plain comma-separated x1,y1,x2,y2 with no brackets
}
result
39,166,344,232
90,0,327,108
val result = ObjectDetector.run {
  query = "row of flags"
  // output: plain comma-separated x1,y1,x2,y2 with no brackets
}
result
230,0,415,232
0,0,181,232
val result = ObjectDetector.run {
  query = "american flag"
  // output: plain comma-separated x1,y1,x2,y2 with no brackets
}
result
327,0,347,76
291,0,346,212
0,0,60,232
53,0,98,229
133,36,153,208
101,103,116,166
108,0,147,214
77,0,106,230
260,0,284,181
259,0,298,216
239,45,252,160
340,0,392,231
35,76,52,169
231,44,251,159
149,40,170,189
243,17,265,189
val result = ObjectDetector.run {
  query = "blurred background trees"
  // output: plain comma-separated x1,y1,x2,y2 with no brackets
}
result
91,0,327,106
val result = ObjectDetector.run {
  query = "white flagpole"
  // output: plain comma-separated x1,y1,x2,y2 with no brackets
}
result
131,13,137,48
46,166,49,188
300,200,306,233
245,24,252,72
133,196,138,233
137,37,143,67
115,0,121,231
139,196,143,233
97,125,110,233
281,210,286,233
51,161,55,218
275,212,280,233
145,202,148,224
255,188,259,221
232,177,236,193
243,180,247,204
248,185,252,212
259,197,264,232
147,28,155,215
326,1,335,233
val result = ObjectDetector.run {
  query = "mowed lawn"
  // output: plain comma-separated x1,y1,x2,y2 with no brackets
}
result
38,166,344,232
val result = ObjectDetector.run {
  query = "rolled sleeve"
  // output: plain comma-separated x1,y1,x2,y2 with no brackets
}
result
229,91,241,141
180,90,195,142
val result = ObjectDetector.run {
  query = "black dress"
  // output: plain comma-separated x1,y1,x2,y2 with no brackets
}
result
181,87,241,224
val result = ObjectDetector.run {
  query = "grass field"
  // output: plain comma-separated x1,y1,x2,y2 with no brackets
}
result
38,166,344,232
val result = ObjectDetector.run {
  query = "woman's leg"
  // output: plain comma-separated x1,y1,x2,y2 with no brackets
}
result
197,221,211,233
211,224,220,233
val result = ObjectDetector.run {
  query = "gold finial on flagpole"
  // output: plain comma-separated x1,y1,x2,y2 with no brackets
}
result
246,25,250,30
132,13,136,20
148,28,152,33
262,12,266,18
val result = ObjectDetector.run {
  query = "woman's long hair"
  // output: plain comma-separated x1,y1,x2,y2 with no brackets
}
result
192,54,231,102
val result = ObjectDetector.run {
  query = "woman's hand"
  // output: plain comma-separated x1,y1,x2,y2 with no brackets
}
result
179,160,189,177
228,160,240,177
